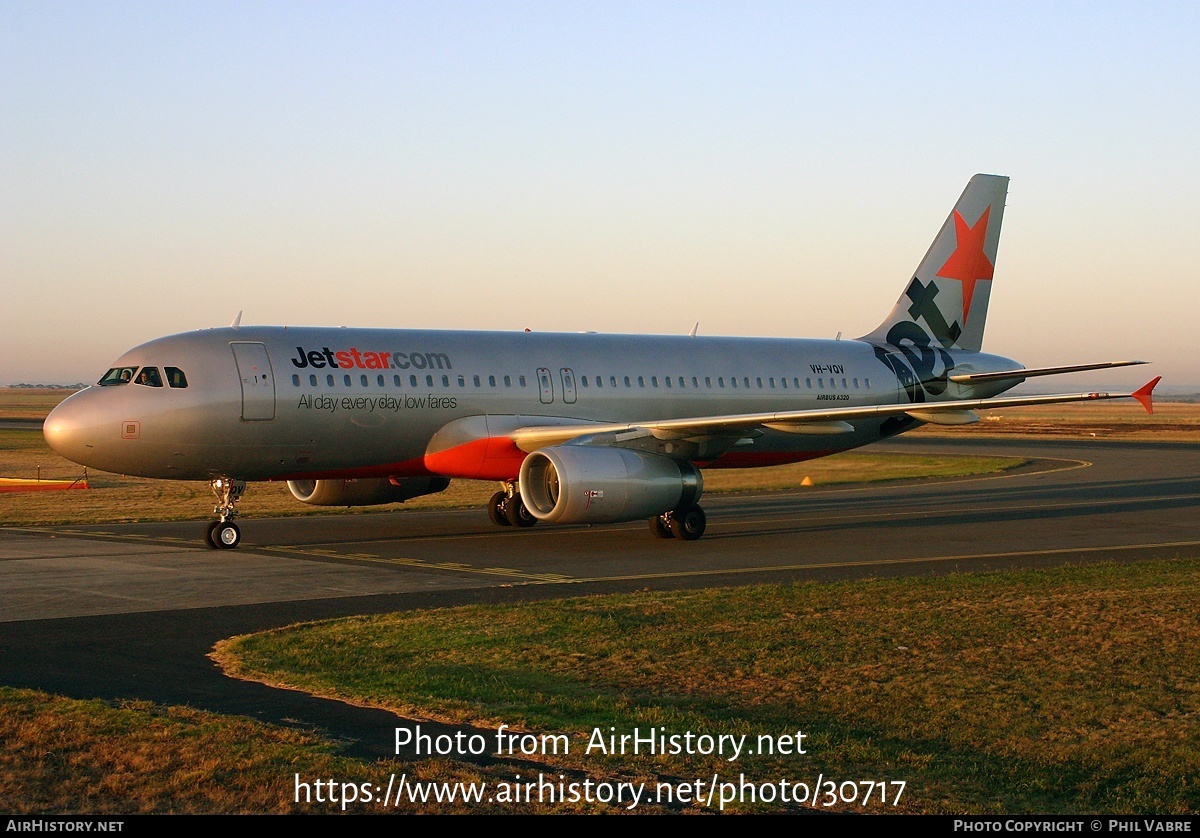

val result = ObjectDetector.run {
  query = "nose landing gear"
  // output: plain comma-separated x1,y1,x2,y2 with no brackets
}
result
206,478,246,549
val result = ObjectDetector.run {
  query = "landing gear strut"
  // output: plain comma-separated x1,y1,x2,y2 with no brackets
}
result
649,504,707,541
488,482,536,528
206,477,246,549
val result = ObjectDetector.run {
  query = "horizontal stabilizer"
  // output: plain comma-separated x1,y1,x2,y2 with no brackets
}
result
948,360,1147,384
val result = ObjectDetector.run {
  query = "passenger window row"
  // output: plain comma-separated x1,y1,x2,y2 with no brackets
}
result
291,373,530,389
288,371,872,392
576,375,871,391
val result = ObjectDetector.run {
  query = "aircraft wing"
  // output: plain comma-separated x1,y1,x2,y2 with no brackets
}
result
508,377,1161,452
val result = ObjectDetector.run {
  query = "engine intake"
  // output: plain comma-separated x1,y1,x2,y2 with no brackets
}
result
287,476,450,507
519,446,702,524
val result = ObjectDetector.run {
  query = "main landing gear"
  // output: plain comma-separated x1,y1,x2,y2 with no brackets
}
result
206,477,246,549
488,482,537,528
649,504,707,541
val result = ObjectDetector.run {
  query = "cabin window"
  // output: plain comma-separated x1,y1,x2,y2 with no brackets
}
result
794,377,801,388
343,375,352,386
769,377,776,388
458,376,465,387
756,377,763,388
638,376,645,388
853,378,859,389
692,377,698,388
443,375,450,387
134,367,163,387
378,375,386,386
679,377,686,388
718,377,724,388
731,378,738,389
394,375,402,386
781,377,787,389
489,375,496,387
581,376,589,387
818,378,824,389
361,374,369,386
473,375,481,387
426,375,434,387
165,367,188,388
842,378,848,389
327,374,335,387
595,376,603,388
663,377,670,388
504,375,511,387
292,374,300,386
865,377,871,388
805,377,811,388
310,375,317,386
624,376,631,387
519,375,527,387
98,366,138,386
743,377,751,388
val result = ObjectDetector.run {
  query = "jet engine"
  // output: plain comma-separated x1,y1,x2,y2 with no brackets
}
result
518,446,702,524
287,476,450,507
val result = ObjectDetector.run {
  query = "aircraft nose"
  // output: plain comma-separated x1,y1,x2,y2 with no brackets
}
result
43,390,101,465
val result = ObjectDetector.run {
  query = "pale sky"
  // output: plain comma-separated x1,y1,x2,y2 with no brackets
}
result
3,1,1197,389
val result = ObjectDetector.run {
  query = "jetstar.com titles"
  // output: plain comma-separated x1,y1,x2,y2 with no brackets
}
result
290,346,452,372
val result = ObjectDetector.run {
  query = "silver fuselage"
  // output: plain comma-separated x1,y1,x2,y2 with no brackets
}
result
43,326,1019,482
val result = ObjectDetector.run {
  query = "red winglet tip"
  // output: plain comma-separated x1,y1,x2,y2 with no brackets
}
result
1132,376,1161,414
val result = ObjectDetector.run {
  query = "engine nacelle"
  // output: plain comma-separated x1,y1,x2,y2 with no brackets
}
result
519,446,702,524
287,476,450,507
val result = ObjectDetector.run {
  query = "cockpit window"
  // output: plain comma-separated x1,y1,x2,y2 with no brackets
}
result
98,367,138,386
134,367,163,387
165,367,188,388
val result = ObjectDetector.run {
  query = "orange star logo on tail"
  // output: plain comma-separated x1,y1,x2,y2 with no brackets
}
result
936,206,994,324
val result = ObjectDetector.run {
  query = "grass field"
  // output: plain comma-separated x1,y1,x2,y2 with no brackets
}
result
7,559,1198,813
198,558,1196,813
0,388,76,419
911,401,1200,441
0,687,604,814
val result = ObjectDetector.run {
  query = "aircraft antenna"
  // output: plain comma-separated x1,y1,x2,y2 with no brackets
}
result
689,322,699,338
230,311,242,329
835,331,842,340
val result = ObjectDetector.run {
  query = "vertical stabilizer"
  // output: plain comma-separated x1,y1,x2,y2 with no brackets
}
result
861,174,1008,353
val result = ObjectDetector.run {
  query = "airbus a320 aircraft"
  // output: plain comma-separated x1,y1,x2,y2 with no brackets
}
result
44,175,1158,548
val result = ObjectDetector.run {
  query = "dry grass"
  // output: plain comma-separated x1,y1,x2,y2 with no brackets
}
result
0,687,618,814
0,388,75,419
912,401,1200,441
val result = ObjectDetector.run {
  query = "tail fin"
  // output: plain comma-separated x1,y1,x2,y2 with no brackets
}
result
860,174,1008,353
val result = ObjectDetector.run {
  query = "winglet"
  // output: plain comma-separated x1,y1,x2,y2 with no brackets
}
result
1132,376,1161,414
